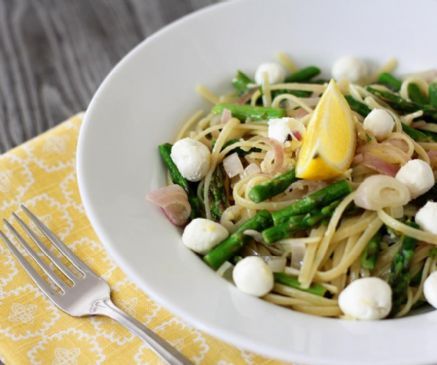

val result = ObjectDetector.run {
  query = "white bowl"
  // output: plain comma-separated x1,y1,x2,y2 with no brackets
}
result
77,0,437,364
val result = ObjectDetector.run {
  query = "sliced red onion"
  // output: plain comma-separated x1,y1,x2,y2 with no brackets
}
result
291,130,302,141
220,108,232,124
427,150,437,160
290,242,306,269
354,175,411,210
146,184,191,226
237,89,257,105
242,163,261,178
264,138,285,174
243,229,265,244
262,256,286,273
290,107,309,118
361,152,399,176
223,152,244,178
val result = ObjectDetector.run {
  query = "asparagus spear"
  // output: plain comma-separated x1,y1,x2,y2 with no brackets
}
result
232,70,254,95
262,200,340,243
284,66,321,83
159,143,189,191
158,143,203,218
367,87,419,113
429,82,437,108
210,166,228,221
274,272,327,296
271,180,352,225
408,83,428,105
203,210,273,270
389,222,418,315
248,169,297,203
271,89,313,98
377,72,402,92
345,95,371,117
262,215,306,244
344,95,437,142
360,230,382,270
212,103,285,121
401,123,437,142
368,87,437,120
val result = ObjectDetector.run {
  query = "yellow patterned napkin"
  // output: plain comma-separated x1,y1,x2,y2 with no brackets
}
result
0,114,288,365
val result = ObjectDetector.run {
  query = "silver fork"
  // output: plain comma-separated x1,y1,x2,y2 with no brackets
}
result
0,205,192,365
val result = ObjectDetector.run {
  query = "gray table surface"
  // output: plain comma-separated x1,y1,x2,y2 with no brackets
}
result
0,0,218,153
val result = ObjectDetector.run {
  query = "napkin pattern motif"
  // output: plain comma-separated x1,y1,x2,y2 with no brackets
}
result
0,115,286,365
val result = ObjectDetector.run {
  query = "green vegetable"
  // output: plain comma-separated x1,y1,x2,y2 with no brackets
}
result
248,169,297,203
270,89,313,99
262,200,340,243
203,210,273,270
158,143,203,218
212,103,285,121
274,272,327,296
210,166,228,221
401,123,437,142
344,95,437,142
262,215,306,244
408,83,428,105
377,72,402,91
345,95,371,117
367,87,437,121
232,70,254,95
271,180,352,225
389,222,418,315
360,230,382,270
410,267,423,287
159,143,189,191
429,82,437,108
367,87,419,113
285,66,321,83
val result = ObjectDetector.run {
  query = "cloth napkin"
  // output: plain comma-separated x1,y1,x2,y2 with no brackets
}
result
0,114,287,365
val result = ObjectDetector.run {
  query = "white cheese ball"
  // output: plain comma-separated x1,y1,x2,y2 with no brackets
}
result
395,159,435,198
416,201,437,235
332,56,368,83
255,62,286,85
171,138,211,182
339,277,392,320
268,117,292,143
363,109,394,140
182,218,228,255
424,271,437,308
233,256,274,297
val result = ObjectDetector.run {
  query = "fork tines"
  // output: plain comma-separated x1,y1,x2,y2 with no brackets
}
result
0,205,90,296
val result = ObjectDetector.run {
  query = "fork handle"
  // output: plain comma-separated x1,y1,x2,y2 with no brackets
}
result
94,298,193,365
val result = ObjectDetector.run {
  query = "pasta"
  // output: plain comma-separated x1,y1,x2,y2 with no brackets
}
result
148,53,437,320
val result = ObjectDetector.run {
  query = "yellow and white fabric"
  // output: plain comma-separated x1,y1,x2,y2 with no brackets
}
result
0,114,288,365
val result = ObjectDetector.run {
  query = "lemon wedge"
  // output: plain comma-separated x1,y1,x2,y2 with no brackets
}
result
296,79,355,180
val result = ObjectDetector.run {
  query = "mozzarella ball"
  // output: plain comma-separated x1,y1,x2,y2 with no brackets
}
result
363,109,394,140
416,201,437,235
255,62,286,85
339,277,392,320
268,117,292,143
332,56,368,83
424,271,437,308
233,256,274,297
395,159,435,198
182,218,228,254
171,138,211,182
